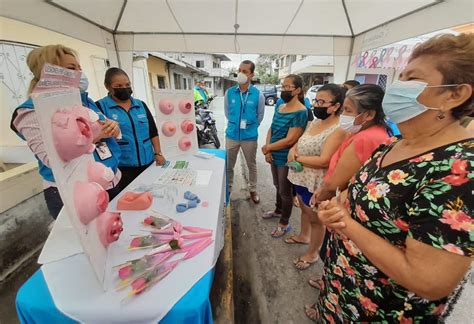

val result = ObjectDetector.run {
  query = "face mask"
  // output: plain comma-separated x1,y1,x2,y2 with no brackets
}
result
313,107,330,120
113,87,133,101
237,72,248,85
280,90,294,103
382,80,457,124
79,72,89,93
339,113,363,133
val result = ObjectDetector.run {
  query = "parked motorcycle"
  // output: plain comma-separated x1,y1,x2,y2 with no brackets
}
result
195,96,220,149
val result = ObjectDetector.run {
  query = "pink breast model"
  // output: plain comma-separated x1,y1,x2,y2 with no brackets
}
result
52,108,95,162
117,192,153,210
161,121,177,137
87,161,114,189
181,120,194,134
179,100,193,114
158,99,174,115
178,137,192,151
96,212,123,247
74,181,110,225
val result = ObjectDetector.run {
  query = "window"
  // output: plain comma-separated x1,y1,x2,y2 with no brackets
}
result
188,78,192,90
196,60,204,68
183,77,187,90
377,75,388,90
213,62,219,68
205,81,212,89
173,73,182,89
157,76,166,89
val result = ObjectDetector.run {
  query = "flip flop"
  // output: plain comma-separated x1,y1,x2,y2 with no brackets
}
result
294,256,319,270
308,277,324,289
304,303,318,322
271,224,292,238
284,235,309,244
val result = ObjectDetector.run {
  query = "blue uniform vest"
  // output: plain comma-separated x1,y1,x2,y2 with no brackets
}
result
96,95,154,167
12,93,121,182
225,85,261,141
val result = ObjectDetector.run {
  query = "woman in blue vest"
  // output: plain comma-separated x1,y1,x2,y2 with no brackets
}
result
96,68,166,190
10,45,122,219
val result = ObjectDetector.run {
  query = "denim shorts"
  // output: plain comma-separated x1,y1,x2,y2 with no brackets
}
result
294,184,313,206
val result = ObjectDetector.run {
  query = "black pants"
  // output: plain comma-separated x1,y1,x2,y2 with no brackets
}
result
118,163,153,191
270,164,293,225
43,184,123,220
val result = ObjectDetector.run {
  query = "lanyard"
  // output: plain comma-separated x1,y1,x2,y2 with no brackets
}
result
240,91,249,111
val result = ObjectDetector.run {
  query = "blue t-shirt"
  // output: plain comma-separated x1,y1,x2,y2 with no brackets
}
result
270,103,308,166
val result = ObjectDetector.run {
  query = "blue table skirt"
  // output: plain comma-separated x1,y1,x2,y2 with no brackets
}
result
16,149,226,324
16,268,215,324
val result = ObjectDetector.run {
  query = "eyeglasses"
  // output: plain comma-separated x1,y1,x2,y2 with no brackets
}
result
313,99,334,107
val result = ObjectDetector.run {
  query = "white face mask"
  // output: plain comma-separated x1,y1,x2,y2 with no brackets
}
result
237,72,249,85
339,113,363,133
79,71,89,93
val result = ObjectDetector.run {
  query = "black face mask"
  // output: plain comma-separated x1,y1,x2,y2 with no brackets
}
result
313,107,330,120
113,87,133,101
280,90,294,103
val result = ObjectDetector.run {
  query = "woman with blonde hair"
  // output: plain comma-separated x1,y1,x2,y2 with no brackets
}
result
10,45,122,219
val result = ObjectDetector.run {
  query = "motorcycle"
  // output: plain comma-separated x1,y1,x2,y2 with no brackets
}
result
195,96,220,149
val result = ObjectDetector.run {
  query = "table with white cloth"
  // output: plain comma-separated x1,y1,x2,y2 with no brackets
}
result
16,149,227,324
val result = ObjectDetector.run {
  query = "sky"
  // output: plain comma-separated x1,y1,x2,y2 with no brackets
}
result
221,53,260,69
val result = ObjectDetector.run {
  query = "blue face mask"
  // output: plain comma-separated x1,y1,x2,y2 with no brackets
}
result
382,80,457,124
79,71,89,93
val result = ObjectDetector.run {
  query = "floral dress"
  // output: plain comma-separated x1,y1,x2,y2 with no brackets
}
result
317,138,474,323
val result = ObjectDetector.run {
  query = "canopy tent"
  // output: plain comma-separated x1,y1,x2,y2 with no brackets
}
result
2,0,473,82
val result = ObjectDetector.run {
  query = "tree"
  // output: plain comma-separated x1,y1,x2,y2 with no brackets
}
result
255,54,279,84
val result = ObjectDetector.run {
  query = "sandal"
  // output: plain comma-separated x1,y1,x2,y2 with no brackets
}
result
294,256,319,270
271,224,292,238
304,303,319,322
308,277,324,289
262,211,282,219
284,235,309,244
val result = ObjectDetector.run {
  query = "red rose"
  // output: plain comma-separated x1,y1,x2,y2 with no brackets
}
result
394,218,409,232
452,159,468,175
443,174,469,186
143,216,154,225
131,277,147,293
130,237,143,248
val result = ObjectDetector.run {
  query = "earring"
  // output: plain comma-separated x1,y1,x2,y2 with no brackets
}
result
437,111,446,120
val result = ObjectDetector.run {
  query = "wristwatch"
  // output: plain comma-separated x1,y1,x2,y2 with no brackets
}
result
154,152,163,157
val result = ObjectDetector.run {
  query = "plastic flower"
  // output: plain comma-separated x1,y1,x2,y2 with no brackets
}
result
387,169,409,185
440,210,473,232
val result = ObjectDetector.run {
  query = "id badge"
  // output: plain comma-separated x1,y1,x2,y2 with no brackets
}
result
240,119,247,129
95,142,112,160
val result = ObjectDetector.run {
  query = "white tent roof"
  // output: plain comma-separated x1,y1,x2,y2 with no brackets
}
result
2,0,473,56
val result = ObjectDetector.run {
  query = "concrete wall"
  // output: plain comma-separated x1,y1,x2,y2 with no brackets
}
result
0,17,109,164
147,56,170,90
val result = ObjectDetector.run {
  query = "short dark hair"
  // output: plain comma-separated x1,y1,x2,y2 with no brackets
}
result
285,74,305,104
104,67,129,86
241,60,255,73
318,83,347,115
343,80,360,89
346,84,392,135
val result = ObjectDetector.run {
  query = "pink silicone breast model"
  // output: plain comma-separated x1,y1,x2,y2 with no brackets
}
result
179,100,193,114
96,211,123,247
178,137,192,151
161,121,177,137
74,181,110,225
180,120,194,134
52,108,95,162
117,192,153,210
87,161,114,189
158,99,174,115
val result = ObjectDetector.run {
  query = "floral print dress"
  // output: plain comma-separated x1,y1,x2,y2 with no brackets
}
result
317,138,474,323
